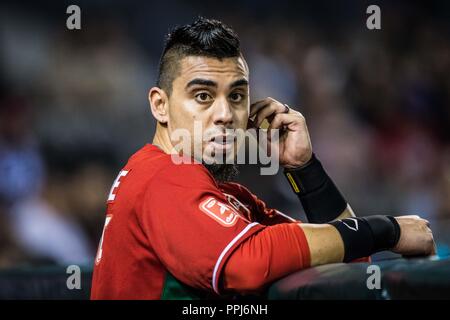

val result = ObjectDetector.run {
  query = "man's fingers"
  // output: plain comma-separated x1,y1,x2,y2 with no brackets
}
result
249,99,271,117
430,242,437,256
267,113,297,131
431,241,437,256
249,97,279,117
254,102,287,127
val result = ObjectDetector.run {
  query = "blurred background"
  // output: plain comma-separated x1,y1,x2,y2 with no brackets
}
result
0,0,449,295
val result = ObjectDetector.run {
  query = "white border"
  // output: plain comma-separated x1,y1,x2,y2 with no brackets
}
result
275,209,297,222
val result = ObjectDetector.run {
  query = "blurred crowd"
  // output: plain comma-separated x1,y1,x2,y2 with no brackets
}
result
0,0,449,268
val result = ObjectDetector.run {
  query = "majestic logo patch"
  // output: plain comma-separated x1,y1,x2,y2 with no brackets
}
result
343,218,359,231
199,197,240,227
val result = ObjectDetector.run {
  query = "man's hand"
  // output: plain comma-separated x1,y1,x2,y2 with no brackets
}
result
392,215,436,256
249,97,312,168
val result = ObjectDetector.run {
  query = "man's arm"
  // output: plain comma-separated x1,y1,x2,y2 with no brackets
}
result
223,222,343,293
250,98,356,223
300,223,344,265
223,215,434,294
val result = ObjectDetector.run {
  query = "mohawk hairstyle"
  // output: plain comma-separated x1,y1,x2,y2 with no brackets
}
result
156,17,241,94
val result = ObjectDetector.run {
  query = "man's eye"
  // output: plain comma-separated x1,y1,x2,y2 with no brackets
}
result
229,93,244,103
195,92,212,103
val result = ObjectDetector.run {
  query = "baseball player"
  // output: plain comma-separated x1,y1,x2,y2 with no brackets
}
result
91,18,435,299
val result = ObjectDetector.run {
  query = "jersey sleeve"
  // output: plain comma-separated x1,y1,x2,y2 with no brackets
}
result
223,222,311,294
140,163,265,295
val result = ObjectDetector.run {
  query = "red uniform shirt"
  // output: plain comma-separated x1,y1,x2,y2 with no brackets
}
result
91,144,306,299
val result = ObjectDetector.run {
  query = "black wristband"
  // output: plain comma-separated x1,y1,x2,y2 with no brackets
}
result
329,215,401,262
284,154,347,223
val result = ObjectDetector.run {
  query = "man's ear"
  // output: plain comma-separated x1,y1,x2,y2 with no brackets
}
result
148,87,169,124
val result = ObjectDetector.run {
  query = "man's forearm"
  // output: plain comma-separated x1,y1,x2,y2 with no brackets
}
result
300,223,344,266
223,215,400,294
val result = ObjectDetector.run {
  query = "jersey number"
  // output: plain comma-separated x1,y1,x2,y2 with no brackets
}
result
95,215,112,265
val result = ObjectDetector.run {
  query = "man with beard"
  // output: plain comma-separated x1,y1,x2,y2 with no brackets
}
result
91,18,435,299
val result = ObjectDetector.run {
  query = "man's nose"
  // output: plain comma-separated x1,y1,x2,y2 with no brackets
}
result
212,98,233,126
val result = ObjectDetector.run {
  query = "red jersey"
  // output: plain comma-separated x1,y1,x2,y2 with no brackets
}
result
90,144,305,299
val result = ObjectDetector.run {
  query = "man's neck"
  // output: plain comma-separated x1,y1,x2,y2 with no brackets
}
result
152,124,175,155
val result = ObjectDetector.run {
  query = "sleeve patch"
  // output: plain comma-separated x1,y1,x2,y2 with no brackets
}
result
199,197,241,227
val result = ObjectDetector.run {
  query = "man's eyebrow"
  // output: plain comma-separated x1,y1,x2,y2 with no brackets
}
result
186,78,217,89
230,79,249,88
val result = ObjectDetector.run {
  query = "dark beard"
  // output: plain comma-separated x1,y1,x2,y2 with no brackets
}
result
203,163,239,183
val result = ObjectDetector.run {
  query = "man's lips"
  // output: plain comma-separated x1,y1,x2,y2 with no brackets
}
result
208,135,236,143
207,135,236,151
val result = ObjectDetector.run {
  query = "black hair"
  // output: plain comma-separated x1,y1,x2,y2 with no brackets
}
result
156,17,241,94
